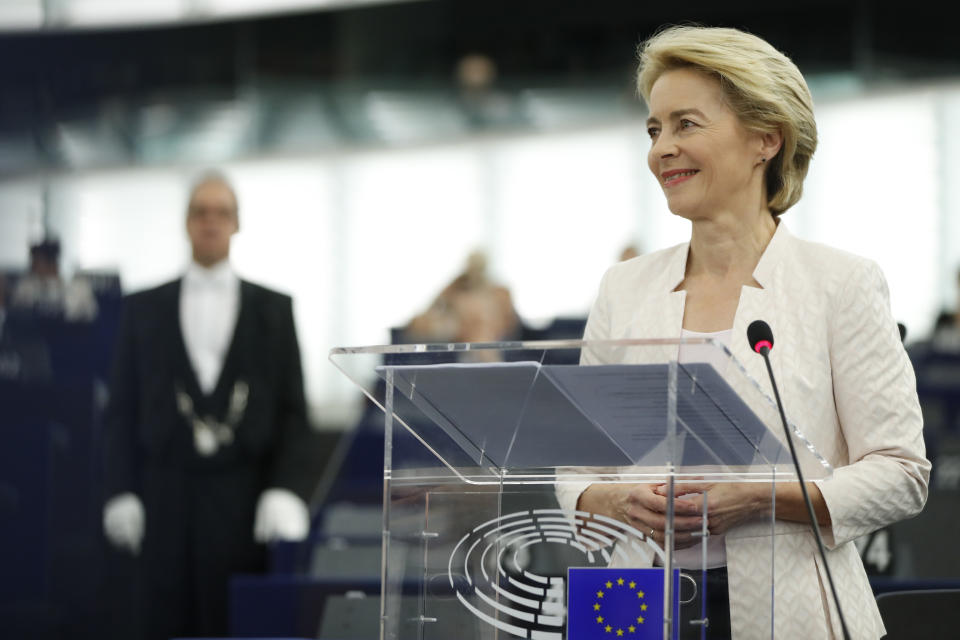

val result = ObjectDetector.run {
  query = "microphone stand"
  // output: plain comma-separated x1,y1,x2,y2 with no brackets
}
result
756,345,851,640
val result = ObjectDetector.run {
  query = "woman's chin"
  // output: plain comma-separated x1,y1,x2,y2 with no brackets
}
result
667,205,697,221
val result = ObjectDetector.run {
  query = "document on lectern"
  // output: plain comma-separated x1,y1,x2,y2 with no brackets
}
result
376,361,791,471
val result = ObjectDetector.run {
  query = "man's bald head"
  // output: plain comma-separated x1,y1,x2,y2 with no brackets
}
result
188,172,239,218
186,172,239,267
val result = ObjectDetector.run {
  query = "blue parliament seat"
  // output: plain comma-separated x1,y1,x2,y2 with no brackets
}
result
0,381,104,637
229,574,365,638
907,344,960,471
317,594,483,640
0,408,54,614
0,271,124,639
316,595,380,640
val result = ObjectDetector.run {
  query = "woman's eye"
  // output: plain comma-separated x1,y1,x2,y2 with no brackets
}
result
647,127,659,138
680,119,696,129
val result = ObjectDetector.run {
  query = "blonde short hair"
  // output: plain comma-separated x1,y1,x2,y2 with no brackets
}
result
637,25,817,215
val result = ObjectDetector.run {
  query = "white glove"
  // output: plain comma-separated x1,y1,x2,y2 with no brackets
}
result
253,488,310,543
103,492,145,555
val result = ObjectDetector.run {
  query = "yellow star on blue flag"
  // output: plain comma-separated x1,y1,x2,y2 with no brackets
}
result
567,567,679,639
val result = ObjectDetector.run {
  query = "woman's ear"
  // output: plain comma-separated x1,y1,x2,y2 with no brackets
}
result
760,129,783,161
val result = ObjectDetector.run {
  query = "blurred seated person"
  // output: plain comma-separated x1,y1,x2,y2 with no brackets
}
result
406,250,520,344
931,268,960,352
11,237,98,322
619,243,642,262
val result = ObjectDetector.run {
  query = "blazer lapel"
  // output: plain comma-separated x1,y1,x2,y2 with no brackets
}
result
164,279,205,399
728,224,793,458
731,286,777,395
211,280,252,399
610,243,687,364
639,243,687,363
144,280,200,449
737,222,791,396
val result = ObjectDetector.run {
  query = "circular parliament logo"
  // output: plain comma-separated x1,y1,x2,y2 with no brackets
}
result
445,509,663,639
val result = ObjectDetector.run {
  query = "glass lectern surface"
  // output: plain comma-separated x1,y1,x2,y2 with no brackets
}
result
329,339,832,640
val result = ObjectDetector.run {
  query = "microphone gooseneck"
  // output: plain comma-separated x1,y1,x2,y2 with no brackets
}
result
746,320,851,640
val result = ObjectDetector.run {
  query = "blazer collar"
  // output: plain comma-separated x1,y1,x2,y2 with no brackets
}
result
652,221,793,393
208,281,251,399
663,219,792,293
752,219,791,289
167,278,203,398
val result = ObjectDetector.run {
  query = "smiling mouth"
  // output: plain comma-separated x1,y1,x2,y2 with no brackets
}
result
662,170,699,186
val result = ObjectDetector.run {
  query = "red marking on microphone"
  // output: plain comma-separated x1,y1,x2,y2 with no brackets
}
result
754,340,772,353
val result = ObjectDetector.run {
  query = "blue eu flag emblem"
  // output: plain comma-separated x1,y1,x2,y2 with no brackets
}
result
567,567,679,639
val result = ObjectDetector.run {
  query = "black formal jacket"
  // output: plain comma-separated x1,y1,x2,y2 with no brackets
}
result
103,277,315,508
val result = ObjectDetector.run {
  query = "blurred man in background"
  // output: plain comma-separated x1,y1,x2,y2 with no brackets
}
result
102,172,316,639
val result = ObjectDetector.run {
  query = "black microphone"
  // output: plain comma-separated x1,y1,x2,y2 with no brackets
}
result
747,319,774,355
746,320,851,640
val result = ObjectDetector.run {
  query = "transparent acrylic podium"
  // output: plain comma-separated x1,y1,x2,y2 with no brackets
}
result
329,338,832,640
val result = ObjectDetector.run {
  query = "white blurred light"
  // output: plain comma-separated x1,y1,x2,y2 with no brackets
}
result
341,146,486,346
226,160,339,425
0,0,43,29
0,179,43,267
55,169,188,288
3,0,424,30
60,0,183,27
197,0,401,19
800,91,940,338
492,126,642,322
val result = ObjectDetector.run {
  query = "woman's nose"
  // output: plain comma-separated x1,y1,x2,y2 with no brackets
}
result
651,132,678,158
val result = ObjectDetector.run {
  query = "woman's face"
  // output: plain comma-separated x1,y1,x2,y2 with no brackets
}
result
646,68,766,221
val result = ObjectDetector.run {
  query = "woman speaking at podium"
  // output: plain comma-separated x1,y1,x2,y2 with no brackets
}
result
557,25,930,639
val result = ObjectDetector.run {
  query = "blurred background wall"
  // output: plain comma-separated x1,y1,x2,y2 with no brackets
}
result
2,0,959,429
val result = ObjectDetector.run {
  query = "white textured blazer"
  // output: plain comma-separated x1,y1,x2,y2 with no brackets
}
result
555,222,930,639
